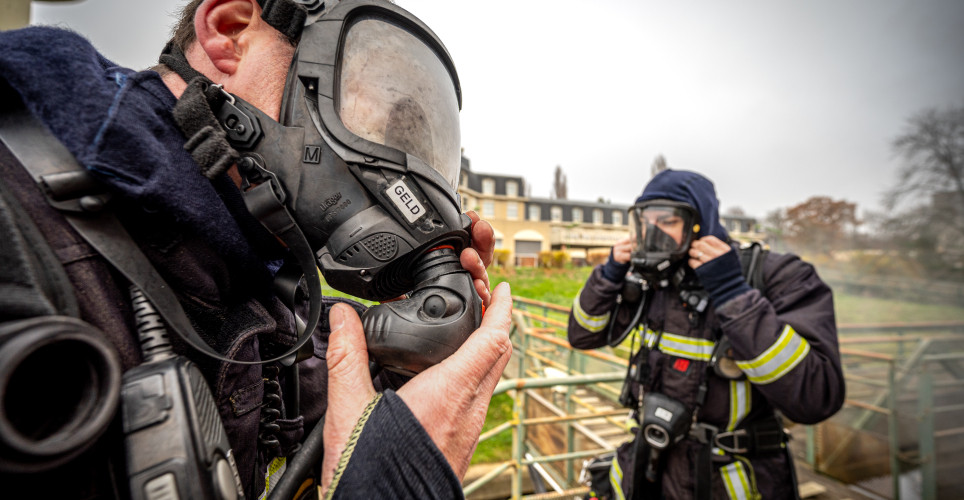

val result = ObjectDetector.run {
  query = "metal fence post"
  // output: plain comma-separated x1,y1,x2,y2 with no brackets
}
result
566,347,576,484
888,360,900,500
918,366,936,500
512,385,526,499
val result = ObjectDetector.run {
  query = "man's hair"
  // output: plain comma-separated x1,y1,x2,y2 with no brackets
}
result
169,0,205,52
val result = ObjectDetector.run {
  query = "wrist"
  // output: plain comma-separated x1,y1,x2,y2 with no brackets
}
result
694,249,751,306
601,253,630,283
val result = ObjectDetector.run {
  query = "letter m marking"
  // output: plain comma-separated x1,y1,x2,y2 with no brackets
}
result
303,145,321,164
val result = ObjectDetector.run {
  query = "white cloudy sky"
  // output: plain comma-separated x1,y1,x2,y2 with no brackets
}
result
31,0,964,219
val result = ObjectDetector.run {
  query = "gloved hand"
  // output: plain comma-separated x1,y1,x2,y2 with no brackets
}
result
689,236,751,306
601,237,632,283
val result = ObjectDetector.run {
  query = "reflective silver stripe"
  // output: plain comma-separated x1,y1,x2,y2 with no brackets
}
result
721,461,752,500
736,325,811,384
635,328,716,361
727,379,752,431
633,326,658,349
658,332,715,361
572,288,611,333
610,454,626,500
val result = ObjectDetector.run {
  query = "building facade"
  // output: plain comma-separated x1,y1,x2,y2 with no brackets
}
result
458,157,630,266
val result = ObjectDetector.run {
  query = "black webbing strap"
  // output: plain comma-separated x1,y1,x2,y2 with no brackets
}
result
695,443,712,500
171,77,241,180
258,0,308,42
157,42,208,86
0,94,315,366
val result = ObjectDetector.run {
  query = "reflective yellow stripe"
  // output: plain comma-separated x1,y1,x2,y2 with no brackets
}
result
634,328,716,361
727,379,752,431
258,457,286,500
658,332,715,361
610,454,626,500
572,288,611,333
735,325,810,384
721,461,752,500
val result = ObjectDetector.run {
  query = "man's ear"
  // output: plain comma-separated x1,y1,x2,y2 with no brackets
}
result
194,0,257,75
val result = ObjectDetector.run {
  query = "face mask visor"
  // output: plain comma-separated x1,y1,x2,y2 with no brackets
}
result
628,200,700,264
336,11,461,188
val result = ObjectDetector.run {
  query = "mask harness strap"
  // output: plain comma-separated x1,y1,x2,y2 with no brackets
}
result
160,42,325,366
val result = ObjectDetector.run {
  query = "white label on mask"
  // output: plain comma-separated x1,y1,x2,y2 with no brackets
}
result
386,179,425,223
654,407,674,422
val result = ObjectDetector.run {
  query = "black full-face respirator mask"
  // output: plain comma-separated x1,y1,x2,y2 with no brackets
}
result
161,0,479,375
627,199,700,288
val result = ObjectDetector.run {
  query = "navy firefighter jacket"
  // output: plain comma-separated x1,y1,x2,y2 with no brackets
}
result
568,248,844,500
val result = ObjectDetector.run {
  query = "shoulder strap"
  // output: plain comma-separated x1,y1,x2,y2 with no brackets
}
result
739,241,769,292
0,88,314,366
0,164,79,321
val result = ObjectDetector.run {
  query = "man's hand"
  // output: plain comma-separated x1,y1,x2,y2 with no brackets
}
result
321,282,513,492
611,237,634,265
688,235,731,269
461,211,495,307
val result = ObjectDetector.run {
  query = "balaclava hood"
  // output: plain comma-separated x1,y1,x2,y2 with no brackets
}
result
635,169,729,241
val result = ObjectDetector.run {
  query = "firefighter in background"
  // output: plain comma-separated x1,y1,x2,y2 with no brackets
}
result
568,169,844,499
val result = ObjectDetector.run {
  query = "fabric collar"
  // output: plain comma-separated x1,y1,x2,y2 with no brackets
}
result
0,27,284,288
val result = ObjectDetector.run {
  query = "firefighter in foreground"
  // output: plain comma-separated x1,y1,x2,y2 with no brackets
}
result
0,0,510,497
568,169,844,499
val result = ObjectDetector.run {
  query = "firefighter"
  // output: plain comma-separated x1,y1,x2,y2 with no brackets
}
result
568,169,844,499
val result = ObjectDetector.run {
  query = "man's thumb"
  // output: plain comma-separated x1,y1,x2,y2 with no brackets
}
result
322,303,376,491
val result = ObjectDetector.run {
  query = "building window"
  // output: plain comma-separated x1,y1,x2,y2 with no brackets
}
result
507,202,519,220
482,200,495,218
529,205,541,221
482,178,495,195
572,207,583,223
612,211,622,226
506,181,518,197
495,238,503,249
593,209,603,225
551,206,562,222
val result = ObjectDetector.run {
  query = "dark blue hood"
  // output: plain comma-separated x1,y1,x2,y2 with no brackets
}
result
635,169,729,241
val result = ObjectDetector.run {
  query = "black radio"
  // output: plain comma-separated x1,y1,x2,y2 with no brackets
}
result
121,288,245,500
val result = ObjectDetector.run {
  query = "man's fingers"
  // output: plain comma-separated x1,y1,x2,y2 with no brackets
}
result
460,247,491,302
466,211,495,267
321,303,377,492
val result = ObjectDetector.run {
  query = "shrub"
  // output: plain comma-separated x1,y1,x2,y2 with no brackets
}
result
539,250,570,268
587,249,610,267
492,248,511,268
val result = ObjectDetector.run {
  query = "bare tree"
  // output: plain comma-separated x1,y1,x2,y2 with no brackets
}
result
887,105,964,230
650,154,668,178
552,165,567,199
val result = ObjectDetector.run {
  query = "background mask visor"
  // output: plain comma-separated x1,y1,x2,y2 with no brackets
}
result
338,14,461,189
629,201,699,261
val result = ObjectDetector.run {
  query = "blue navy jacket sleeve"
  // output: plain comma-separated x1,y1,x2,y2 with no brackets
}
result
329,390,463,499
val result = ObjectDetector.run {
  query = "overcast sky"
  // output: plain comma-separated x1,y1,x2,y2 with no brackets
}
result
31,0,964,219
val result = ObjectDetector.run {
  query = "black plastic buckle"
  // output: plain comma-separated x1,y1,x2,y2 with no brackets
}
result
714,428,750,454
